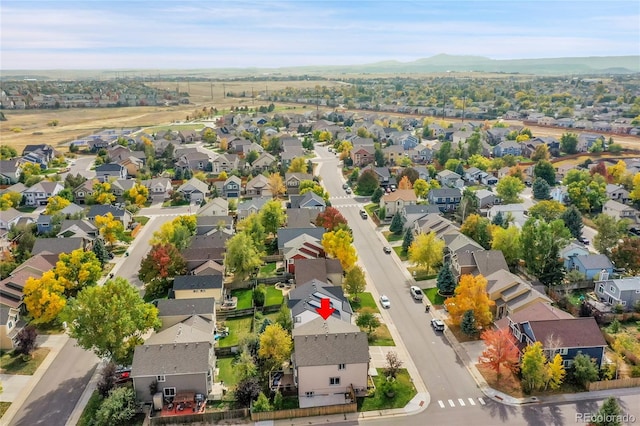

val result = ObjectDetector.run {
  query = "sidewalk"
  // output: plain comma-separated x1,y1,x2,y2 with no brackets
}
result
1,334,70,426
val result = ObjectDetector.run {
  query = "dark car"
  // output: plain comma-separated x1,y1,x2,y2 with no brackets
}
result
360,210,368,219
114,366,132,384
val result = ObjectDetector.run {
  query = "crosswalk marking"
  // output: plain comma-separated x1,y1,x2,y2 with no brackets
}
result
468,398,476,406
438,400,445,408
437,397,486,409
458,398,465,406
448,399,455,407
478,397,486,405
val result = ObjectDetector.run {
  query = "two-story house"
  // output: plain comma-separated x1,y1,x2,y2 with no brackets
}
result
172,275,224,302
602,200,638,226
380,189,417,218
23,181,64,206
177,178,210,203
95,163,127,182
285,173,312,196
436,170,463,188
595,275,640,311
222,176,242,198
427,188,462,212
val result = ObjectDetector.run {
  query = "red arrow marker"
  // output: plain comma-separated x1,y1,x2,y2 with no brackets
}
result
316,298,335,320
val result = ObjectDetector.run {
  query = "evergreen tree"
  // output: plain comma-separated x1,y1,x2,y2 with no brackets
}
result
436,262,456,295
92,237,110,266
461,310,477,337
455,162,465,177
492,211,506,228
402,228,414,254
592,397,622,426
561,205,583,239
389,212,405,235
532,177,551,200
371,187,384,204
173,167,183,180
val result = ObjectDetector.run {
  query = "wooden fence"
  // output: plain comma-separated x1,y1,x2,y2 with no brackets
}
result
149,408,249,425
588,377,640,391
250,402,357,422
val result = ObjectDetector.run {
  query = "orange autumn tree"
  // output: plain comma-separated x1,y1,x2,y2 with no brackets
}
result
444,274,494,327
478,328,520,379
398,175,412,190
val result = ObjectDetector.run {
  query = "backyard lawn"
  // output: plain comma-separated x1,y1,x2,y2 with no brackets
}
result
392,246,407,260
265,286,283,306
358,369,416,411
231,289,253,310
350,292,379,313
258,263,277,278
217,316,253,348
370,324,395,346
0,348,50,375
215,357,239,388
424,288,447,306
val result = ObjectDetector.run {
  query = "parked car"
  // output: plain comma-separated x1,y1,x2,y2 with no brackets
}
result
390,184,397,192
431,319,445,332
629,227,640,237
578,236,590,245
345,187,352,194
360,210,368,219
410,285,424,301
342,183,349,189
379,295,391,309
383,246,392,254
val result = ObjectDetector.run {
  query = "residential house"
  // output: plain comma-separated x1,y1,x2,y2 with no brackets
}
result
73,180,97,204
379,189,417,219
175,152,212,173
350,145,375,167
86,205,133,229
550,186,570,204
606,184,630,204
290,192,326,213
287,208,318,229
141,178,173,201
475,189,498,208
283,234,325,274
222,176,242,199
285,173,313,195
156,298,215,330
22,144,56,166
181,247,225,272
191,260,225,277
95,163,127,182
245,174,272,198
560,242,590,265
577,134,605,153
365,166,392,187
407,145,432,163
487,204,528,228
110,179,136,197
450,250,509,282
251,152,277,172
237,197,271,221
292,316,369,408
602,200,639,226
436,170,463,188
177,178,210,203
463,167,484,183
481,173,498,186
401,204,441,230
197,198,229,217
32,237,90,255
565,254,614,280
59,202,84,217
485,269,552,320
594,275,640,311
493,141,522,158
56,219,98,240
212,154,239,174
23,181,64,206
0,158,23,184
382,145,405,165
427,188,462,212
294,258,343,287
172,275,224,301
195,216,233,236
0,208,23,231
288,280,353,327
414,213,458,238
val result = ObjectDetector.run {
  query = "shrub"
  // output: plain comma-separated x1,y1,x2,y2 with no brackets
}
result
253,284,266,307
631,366,640,378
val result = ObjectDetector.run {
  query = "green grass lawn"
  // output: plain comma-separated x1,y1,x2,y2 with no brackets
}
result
133,216,150,225
265,286,283,306
215,357,239,388
258,263,277,278
358,369,416,411
383,231,403,242
407,266,436,281
0,402,11,418
0,348,49,375
424,287,447,306
392,246,407,260
364,203,377,216
231,289,253,310
369,324,395,346
568,290,588,306
77,391,103,426
350,292,379,313
217,316,253,348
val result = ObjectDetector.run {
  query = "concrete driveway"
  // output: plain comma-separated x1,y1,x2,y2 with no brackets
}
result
0,374,31,402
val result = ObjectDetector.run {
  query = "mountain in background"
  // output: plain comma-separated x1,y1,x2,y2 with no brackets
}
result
3,54,639,80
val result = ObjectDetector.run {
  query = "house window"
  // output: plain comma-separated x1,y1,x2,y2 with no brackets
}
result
163,387,176,398
610,286,616,293
329,377,340,386
338,364,346,370
562,360,573,368
598,284,604,294
555,348,568,355
621,301,626,306
157,375,166,382
305,391,314,398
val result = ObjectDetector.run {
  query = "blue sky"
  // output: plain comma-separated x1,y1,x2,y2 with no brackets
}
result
1,1,638,70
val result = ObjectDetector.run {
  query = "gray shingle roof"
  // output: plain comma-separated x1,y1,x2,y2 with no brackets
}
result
157,298,215,317
292,317,369,367
173,275,222,291
145,315,213,345
277,227,326,250
131,342,210,377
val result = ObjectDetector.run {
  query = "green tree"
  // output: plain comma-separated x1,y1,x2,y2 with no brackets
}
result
408,231,444,274
236,213,266,251
374,148,385,167
138,243,186,298
356,308,380,337
491,226,522,268
260,200,286,237
245,150,259,165
402,228,414,254
92,237,111,266
0,145,18,159
287,157,307,173
521,342,549,393
528,200,566,222
275,304,293,333
466,132,482,157
561,205,583,239
371,187,384,203
344,265,366,301
258,324,293,372
94,387,137,426
234,349,258,382
389,212,405,235
62,277,160,365
521,218,571,286
456,187,479,223
594,214,629,255
225,232,264,281
55,248,102,293
356,169,379,195
496,176,525,204
436,141,452,166
492,211,506,228
571,353,599,389
560,132,578,155
591,397,622,426
461,310,478,337
252,392,272,413
611,238,640,275
253,284,266,307
532,177,551,200
436,262,456,295
460,214,492,249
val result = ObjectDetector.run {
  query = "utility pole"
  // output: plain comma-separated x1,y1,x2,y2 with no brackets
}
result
210,82,213,100
223,83,226,99
462,94,466,123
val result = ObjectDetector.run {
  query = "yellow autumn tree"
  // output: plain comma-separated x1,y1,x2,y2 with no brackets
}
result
124,183,149,207
267,173,286,199
218,170,228,180
55,249,103,293
219,137,228,151
92,182,116,205
44,195,71,215
408,231,444,274
322,229,357,270
444,274,494,327
398,175,412,190
631,173,640,202
95,212,124,247
24,271,66,324
607,160,627,184
288,157,307,173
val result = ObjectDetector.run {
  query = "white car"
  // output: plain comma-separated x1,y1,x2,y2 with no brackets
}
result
379,295,391,309
410,286,424,301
